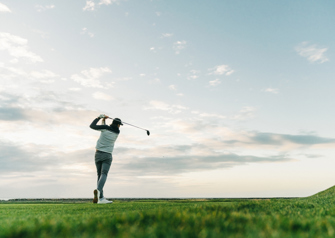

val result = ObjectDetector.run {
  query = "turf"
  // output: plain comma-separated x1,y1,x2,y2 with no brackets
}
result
1,186,335,238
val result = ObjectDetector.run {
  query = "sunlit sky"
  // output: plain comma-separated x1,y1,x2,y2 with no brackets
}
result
1,0,335,199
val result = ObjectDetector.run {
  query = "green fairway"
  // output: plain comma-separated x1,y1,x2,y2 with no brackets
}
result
1,187,335,238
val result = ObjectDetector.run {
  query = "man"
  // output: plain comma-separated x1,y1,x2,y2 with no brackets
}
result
90,114,123,204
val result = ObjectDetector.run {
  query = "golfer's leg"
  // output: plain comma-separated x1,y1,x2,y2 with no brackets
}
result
95,161,102,187
97,160,111,198
95,151,103,181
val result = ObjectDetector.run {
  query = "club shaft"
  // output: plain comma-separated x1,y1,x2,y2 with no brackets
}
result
108,118,148,131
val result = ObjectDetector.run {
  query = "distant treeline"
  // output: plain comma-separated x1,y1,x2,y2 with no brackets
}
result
1,197,297,203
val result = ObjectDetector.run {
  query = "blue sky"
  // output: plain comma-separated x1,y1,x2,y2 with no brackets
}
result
0,0,335,199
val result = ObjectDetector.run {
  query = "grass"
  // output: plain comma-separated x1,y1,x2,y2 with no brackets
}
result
1,186,335,238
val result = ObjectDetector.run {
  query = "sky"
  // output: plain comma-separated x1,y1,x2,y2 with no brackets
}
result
0,0,335,199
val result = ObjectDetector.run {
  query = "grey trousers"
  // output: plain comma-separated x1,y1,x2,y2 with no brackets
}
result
95,150,112,198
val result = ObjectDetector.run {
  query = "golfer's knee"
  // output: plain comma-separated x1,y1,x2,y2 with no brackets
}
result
101,170,108,175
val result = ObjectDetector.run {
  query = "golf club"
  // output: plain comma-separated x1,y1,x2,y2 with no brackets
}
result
107,117,150,136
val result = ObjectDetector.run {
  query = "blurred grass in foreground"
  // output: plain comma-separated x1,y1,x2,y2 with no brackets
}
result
1,186,335,238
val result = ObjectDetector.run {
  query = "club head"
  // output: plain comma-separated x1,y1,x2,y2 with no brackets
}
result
146,130,150,136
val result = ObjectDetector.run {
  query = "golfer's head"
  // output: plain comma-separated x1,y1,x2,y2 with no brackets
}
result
111,118,123,128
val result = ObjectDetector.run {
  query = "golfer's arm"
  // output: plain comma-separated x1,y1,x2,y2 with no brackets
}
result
90,118,106,130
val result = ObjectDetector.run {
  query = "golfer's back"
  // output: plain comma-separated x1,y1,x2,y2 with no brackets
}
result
96,129,119,153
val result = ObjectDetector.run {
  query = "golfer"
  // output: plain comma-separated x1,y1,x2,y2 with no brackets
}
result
90,114,123,204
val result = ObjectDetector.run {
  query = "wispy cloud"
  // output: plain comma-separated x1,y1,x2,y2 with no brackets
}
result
209,64,234,76
30,70,59,79
0,64,28,81
145,100,188,114
83,0,120,11
0,90,95,125
295,42,329,63
246,132,335,146
30,69,59,83
161,33,173,38
168,85,184,96
169,85,177,91
264,88,279,94
173,40,187,54
0,64,59,85
83,1,95,11
209,78,221,86
191,111,226,119
0,32,43,63
121,153,294,175
0,3,11,12
81,28,94,38
99,0,120,5
187,69,200,80
92,91,113,101
231,106,256,121
71,67,112,88
35,4,55,12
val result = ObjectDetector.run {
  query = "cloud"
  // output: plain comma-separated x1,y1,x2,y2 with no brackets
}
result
295,42,329,63
0,64,59,83
231,107,256,121
173,40,187,54
209,64,234,76
149,78,160,84
99,0,120,5
0,3,11,12
209,78,221,86
152,116,335,151
93,91,113,101
169,85,177,91
0,141,94,174
83,1,95,11
30,70,59,79
81,28,94,38
162,33,173,38
71,67,112,88
187,69,200,80
0,32,43,63
0,137,293,178
9,58,18,64
144,100,188,114
0,107,27,121
0,142,52,173
0,64,28,81
83,0,119,11
0,90,83,116
191,111,226,119
120,152,294,175
264,88,278,94
69,88,82,92
168,85,183,96
35,4,55,12
248,133,335,146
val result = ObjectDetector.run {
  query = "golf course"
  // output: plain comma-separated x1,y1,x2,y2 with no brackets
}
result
1,186,334,238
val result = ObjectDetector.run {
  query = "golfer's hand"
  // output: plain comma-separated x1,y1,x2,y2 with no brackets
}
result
103,115,109,119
